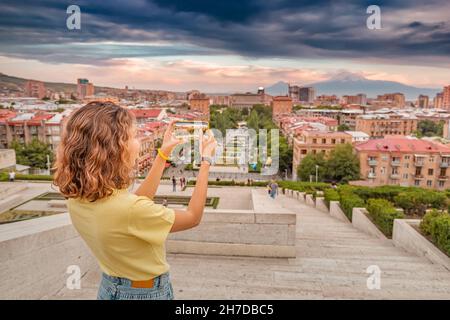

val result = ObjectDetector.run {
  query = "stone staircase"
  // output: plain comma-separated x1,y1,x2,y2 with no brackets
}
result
270,192,450,299
50,188,450,299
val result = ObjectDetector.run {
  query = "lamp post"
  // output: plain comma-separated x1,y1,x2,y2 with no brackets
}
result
315,165,319,183
46,154,51,175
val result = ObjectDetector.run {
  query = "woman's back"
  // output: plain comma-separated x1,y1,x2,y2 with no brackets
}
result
68,188,175,281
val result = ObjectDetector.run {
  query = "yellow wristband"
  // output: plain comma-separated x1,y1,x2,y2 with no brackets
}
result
157,148,170,161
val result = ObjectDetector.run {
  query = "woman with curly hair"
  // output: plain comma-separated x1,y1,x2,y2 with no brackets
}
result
53,101,217,300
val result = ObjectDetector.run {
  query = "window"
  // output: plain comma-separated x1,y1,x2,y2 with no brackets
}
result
402,173,408,179
380,167,386,174
428,168,434,176
415,180,420,186
381,154,388,161
331,139,336,144
312,139,317,144
427,180,432,187
439,181,445,188
404,163,409,169
340,139,345,143
415,168,422,176
440,169,446,176
404,155,410,160
322,138,326,144
429,156,434,162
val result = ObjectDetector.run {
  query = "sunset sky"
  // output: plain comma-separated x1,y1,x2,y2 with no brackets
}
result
0,0,449,92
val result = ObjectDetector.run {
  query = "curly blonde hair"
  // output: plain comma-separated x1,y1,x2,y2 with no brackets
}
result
53,102,136,201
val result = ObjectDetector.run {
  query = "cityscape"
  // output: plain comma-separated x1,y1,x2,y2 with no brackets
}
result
0,0,449,304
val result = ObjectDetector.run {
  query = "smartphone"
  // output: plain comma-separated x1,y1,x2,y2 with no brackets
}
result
174,121,209,139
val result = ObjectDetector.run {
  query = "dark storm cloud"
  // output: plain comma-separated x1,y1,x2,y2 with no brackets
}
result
0,0,449,65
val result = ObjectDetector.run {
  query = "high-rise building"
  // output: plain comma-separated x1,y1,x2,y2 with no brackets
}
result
299,87,315,103
77,78,94,99
443,85,450,109
24,80,46,99
417,95,429,108
288,85,315,103
434,92,444,109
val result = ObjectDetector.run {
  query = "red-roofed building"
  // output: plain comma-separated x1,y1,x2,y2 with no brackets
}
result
135,121,167,175
0,110,17,148
130,108,167,124
355,137,450,189
0,111,68,150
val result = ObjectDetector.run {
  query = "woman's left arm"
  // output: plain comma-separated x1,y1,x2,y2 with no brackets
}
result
135,122,183,199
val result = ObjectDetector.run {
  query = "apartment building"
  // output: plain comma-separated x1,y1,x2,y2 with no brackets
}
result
288,85,315,103
24,80,46,99
0,110,70,150
136,122,166,176
376,93,406,107
129,108,167,124
417,95,429,109
189,93,210,118
342,94,367,106
355,137,450,189
230,91,272,109
292,131,352,180
271,96,292,117
77,78,95,99
355,114,418,138
443,85,450,109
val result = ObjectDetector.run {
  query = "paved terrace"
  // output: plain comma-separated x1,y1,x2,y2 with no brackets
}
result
49,189,450,300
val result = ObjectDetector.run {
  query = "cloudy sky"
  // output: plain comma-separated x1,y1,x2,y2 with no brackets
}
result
0,0,449,92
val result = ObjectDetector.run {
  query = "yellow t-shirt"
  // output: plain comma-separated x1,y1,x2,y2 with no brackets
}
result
67,189,175,281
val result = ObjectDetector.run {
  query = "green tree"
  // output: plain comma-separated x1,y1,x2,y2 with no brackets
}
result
11,139,54,169
326,144,360,183
417,120,444,137
337,124,350,131
247,109,260,130
297,153,327,182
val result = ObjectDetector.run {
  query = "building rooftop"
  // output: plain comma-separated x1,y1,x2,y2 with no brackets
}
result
355,137,450,153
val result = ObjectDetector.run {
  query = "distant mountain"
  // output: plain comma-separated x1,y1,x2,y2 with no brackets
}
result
265,74,441,100
264,81,289,96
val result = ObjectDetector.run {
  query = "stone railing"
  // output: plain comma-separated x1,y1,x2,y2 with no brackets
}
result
282,188,450,271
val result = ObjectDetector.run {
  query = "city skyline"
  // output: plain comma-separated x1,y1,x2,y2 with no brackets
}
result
0,1,449,91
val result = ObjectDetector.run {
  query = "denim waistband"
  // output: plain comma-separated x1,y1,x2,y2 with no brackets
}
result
102,272,169,288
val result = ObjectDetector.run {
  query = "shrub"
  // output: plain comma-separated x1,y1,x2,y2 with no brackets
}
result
339,192,365,221
0,173,53,181
278,181,330,193
420,210,450,256
324,188,340,208
394,190,447,216
420,209,442,235
352,185,410,202
366,199,405,237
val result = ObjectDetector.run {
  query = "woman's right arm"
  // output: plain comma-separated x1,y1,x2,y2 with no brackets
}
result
170,131,217,233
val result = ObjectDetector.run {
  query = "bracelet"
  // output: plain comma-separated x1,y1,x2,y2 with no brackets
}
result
157,148,170,161
201,156,213,166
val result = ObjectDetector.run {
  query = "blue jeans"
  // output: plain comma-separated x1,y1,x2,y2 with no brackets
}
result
97,272,174,300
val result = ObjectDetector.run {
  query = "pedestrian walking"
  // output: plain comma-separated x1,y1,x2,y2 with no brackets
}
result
172,175,176,192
